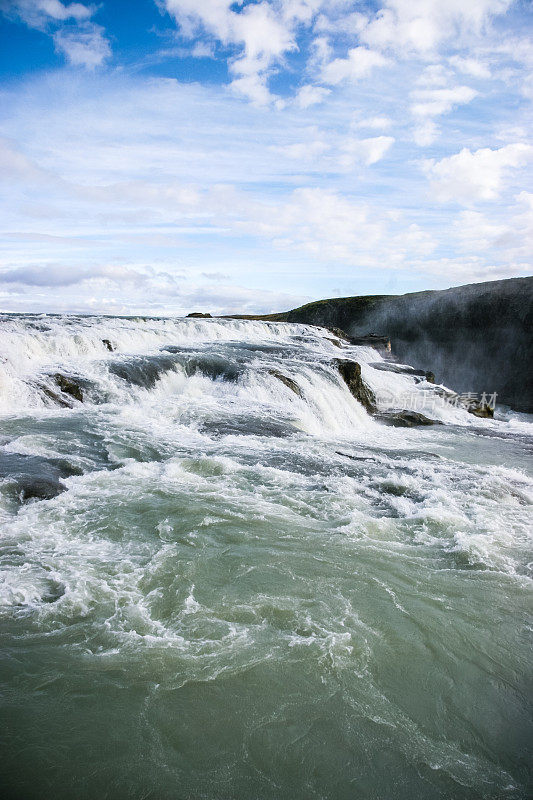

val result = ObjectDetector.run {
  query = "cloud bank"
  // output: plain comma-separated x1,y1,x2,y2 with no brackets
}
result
0,0,531,313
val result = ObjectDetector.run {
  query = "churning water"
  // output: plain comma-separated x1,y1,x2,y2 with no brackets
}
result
0,315,531,799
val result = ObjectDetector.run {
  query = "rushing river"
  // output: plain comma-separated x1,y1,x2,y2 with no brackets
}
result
0,315,531,800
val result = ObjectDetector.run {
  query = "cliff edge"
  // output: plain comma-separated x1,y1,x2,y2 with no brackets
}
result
284,277,533,413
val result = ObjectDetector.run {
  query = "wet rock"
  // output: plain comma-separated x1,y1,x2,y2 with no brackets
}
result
333,359,376,414
38,384,73,408
370,362,435,383
187,312,212,318
348,334,392,355
268,369,303,398
102,339,114,351
18,477,67,502
326,329,392,355
53,374,84,402
335,450,376,462
327,327,351,342
374,410,442,427
468,402,494,419
0,453,74,504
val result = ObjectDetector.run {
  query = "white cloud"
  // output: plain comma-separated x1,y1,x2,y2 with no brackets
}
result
233,186,386,261
409,83,478,146
321,46,389,85
294,84,331,109
3,0,111,69
404,255,530,282
0,263,157,287
162,0,299,104
3,0,93,29
36,0,92,21
271,133,394,169
0,58,531,314
191,40,216,58
230,72,273,106
307,35,332,70
411,85,478,118
354,116,393,131
53,25,111,69
0,260,310,315
412,120,439,146
454,193,533,261
454,210,508,250
313,10,367,35
416,64,451,87
449,55,491,78
423,143,533,203
273,140,330,160
155,0,516,112
361,0,513,54
339,135,395,167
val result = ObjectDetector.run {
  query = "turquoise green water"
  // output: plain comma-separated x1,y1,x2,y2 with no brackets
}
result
0,316,531,799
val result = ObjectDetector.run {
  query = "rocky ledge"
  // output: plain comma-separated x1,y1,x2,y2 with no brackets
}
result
333,358,493,425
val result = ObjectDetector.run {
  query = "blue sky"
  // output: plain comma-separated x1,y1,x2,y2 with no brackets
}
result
0,0,531,315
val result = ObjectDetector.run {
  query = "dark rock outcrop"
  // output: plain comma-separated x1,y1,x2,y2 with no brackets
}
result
38,384,73,408
468,402,494,419
102,339,114,351
53,374,84,402
268,369,303,398
374,411,441,427
18,477,67,502
334,359,376,414
334,359,441,425
0,453,76,504
347,334,391,355
327,327,351,342
187,312,212,318
284,277,533,413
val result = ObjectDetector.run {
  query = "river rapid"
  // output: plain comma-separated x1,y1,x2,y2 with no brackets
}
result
0,314,531,800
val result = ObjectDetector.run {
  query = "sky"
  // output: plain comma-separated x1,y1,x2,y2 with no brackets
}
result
0,0,532,316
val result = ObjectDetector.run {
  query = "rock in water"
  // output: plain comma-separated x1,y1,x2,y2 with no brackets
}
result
268,369,303,398
0,452,72,504
187,312,212,318
374,411,441,427
327,327,351,342
53,374,84,402
102,339,114,351
19,477,67,502
333,360,376,414
37,384,73,408
469,402,494,418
